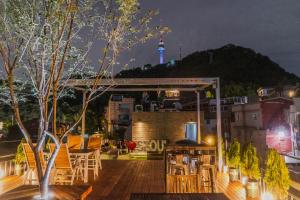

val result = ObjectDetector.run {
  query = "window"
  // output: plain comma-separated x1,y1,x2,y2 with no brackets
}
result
235,113,240,121
111,95,123,101
119,103,130,110
252,113,257,120
118,114,130,124
231,113,235,122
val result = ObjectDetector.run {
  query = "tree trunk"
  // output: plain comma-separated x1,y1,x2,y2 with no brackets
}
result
40,178,49,200
39,140,60,199
34,149,43,182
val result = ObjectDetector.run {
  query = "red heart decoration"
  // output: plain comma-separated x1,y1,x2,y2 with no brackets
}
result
127,141,136,150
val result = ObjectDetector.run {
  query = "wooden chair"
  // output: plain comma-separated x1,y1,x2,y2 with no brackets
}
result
175,154,184,164
67,134,84,165
87,135,101,150
166,174,200,193
202,155,211,165
67,134,83,150
22,143,46,185
171,154,186,175
87,135,102,179
199,165,213,192
49,144,82,185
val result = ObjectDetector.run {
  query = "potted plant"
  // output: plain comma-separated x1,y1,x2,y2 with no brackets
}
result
15,139,26,175
264,149,290,200
227,138,240,182
241,143,261,198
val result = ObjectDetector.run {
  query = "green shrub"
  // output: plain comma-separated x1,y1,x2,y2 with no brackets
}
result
241,143,260,180
15,139,26,165
264,149,290,200
227,138,240,169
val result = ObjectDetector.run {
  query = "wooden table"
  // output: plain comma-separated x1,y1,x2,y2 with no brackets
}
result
69,149,97,183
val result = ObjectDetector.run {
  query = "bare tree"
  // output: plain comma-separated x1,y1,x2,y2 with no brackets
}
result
0,0,168,198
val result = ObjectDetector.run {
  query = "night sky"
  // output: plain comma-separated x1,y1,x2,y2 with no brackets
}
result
102,0,300,76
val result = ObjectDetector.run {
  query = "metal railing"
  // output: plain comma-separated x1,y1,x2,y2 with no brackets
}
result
0,154,17,178
0,140,25,179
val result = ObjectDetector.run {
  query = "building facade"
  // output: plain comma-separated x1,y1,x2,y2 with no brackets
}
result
231,97,293,162
105,95,135,134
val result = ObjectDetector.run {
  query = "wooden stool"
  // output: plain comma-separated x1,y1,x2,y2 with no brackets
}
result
200,165,213,192
171,165,185,175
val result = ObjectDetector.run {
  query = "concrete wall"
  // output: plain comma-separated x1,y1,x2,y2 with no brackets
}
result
132,111,205,144
231,103,263,129
231,126,267,165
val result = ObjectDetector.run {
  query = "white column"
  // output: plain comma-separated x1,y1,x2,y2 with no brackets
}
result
216,78,222,171
82,90,87,138
196,90,201,144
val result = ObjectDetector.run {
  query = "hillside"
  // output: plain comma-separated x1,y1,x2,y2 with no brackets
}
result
116,44,300,97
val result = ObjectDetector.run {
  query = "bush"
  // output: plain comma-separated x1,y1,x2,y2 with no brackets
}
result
15,139,26,165
241,143,260,180
264,149,290,200
227,138,240,169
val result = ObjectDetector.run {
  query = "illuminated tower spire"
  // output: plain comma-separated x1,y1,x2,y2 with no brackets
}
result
158,35,165,64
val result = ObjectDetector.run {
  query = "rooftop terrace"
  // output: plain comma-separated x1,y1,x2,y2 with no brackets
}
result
0,160,246,200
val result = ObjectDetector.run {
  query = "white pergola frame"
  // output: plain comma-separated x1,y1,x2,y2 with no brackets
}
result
67,77,223,171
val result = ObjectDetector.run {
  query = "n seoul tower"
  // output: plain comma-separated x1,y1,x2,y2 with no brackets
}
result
157,36,165,64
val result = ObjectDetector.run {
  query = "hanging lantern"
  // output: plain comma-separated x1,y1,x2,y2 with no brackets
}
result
165,89,180,98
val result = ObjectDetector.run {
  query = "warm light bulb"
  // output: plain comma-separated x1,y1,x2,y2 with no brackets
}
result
241,176,248,186
278,131,285,138
223,165,228,173
288,90,295,98
261,192,273,200
206,136,214,145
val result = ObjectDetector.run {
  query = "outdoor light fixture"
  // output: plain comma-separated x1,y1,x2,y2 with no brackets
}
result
33,192,54,200
278,131,285,138
275,126,287,138
205,135,215,145
241,176,248,186
223,165,228,173
165,89,180,98
0,168,4,179
288,90,295,98
261,192,273,200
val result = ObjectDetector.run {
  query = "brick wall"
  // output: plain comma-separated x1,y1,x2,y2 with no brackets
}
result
132,111,205,144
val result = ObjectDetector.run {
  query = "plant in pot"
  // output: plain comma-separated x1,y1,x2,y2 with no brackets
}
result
15,139,26,176
227,138,240,182
241,143,261,198
264,149,290,200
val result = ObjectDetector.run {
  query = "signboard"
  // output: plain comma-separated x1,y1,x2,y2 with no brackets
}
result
134,140,167,152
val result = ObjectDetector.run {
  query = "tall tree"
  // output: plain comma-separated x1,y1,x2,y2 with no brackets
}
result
264,149,290,200
0,0,167,198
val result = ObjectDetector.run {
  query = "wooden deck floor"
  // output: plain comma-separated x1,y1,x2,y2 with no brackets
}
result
0,185,92,200
0,160,247,200
88,160,165,200
0,175,24,196
216,172,246,200
89,160,246,200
